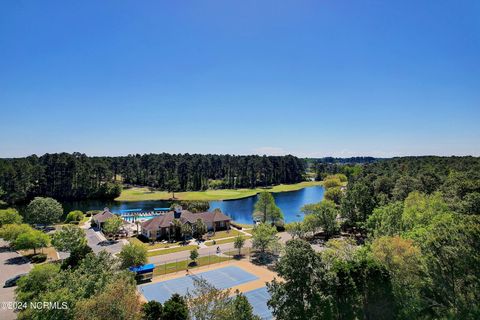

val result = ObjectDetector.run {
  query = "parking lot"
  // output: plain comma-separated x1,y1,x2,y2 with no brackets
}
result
0,240,32,320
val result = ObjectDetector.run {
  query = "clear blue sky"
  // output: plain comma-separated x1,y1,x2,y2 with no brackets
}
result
1,1,479,158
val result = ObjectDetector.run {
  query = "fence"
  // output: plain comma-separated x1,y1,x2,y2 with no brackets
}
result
152,247,255,277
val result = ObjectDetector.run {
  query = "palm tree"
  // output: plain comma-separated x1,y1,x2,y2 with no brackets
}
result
172,219,182,241
181,223,193,243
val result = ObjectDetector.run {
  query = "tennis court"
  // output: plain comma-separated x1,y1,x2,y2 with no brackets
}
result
139,265,259,303
244,287,273,320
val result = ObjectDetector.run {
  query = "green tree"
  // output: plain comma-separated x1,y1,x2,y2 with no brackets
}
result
402,191,450,231
181,223,193,242
461,192,480,215
371,236,423,319
103,215,123,237
166,178,180,199
52,224,87,253
65,210,85,223
301,200,339,239
163,293,188,320
26,197,63,225
0,208,22,226
230,292,261,320
340,180,375,226
194,218,207,239
190,248,199,265
267,239,333,320
419,215,480,318
74,274,142,320
366,201,404,238
186,278,260,320
253,192,283,224
119,243,148,269
324,187,343,205
15,263,61,303
285,221,305,239
233,235,245,256
323,176,342,189
13,229,50,254
0,223,32,242
251,223,279,255
142,300,163,320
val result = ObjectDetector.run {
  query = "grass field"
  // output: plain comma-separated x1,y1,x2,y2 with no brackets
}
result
116,181,323,202
128,237,183,250
153,255,232,276
204,229,242,240
147,245,199,257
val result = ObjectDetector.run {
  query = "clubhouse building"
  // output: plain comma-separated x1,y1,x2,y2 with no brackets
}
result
140,207,231,240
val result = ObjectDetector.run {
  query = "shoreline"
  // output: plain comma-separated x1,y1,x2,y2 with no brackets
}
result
115,181,323,202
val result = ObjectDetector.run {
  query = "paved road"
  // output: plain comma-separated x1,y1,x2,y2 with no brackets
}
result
0,240,32,320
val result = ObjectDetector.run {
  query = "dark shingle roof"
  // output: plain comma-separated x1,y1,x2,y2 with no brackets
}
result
141,210,230,231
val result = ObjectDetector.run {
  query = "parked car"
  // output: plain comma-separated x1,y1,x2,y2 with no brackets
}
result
4,273,27,288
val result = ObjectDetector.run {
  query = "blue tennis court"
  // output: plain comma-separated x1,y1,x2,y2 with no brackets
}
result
139,266,259,303
244,287,273,320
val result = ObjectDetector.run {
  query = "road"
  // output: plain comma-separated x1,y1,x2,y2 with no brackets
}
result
147,232,297,265
0,240,32,320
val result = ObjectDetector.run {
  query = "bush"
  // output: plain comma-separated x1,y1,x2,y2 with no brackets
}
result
323,177,342,189
65,210,84,223
86,210,101,217
31,253,47,263
69,221,80,225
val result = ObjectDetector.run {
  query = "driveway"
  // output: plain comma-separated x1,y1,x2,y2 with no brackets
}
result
83,224,126,255
0,240,32,320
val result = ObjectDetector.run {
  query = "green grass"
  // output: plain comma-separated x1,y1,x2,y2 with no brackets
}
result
205,235,251,246
128,237,182,250
153,255,232,276
147,245,199,257
204,229,242,240
116,181,323,201
231,222,254,229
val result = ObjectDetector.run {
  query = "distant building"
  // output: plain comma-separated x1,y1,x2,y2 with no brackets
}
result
92,208,115,229
140,207,231,240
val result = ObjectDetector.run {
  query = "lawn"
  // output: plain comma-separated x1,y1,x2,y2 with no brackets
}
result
204,235,251,246
116,181,323,202
204,229,242,240
128,237,182,250
153,255,232,276
147,245,199,257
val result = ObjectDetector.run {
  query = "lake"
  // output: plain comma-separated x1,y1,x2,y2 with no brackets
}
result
58,186,325,224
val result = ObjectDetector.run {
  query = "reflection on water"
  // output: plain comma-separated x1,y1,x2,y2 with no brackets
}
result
57,186,325,224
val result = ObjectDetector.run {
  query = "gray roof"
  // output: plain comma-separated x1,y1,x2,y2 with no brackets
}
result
93,208,115,224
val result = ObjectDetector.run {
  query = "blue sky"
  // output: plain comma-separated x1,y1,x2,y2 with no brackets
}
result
1,1,479,158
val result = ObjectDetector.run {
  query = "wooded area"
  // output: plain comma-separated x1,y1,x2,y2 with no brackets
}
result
0,153,305,204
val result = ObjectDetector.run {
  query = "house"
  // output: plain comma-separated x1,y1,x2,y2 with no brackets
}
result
92,208,115,229
140,207,231,240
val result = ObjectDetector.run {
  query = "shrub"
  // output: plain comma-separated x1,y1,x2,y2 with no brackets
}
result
86,210,101,217
323,177,342,189
31,253,47,263
65,210,84,223
69,221,80,225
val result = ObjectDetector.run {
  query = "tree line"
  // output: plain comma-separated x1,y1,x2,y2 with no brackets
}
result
267,155,480,319
0,152,306,204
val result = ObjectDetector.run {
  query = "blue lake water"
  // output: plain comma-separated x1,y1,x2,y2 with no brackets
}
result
59,186,324,224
